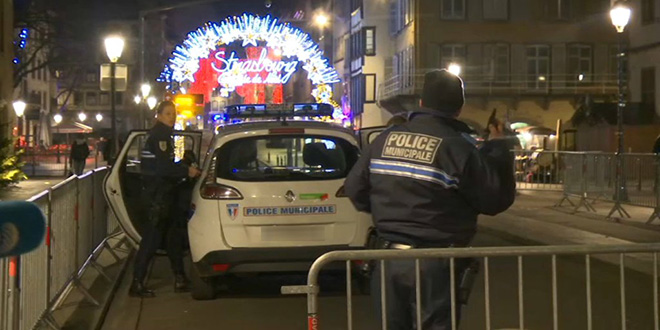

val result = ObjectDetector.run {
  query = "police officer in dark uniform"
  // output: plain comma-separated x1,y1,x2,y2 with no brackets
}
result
129,101,201,298
344,69,516,329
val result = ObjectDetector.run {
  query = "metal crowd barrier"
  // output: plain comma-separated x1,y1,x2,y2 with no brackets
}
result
514,151,660,223
513,150,563,191
1,167,127,330
283,243,660,330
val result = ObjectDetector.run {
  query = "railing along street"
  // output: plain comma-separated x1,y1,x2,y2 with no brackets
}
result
1,168,128,330
283,243,660,330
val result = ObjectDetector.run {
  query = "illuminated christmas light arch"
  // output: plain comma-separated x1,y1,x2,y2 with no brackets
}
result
158,14,343,118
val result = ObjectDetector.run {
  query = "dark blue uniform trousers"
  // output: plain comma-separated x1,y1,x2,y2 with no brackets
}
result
133,182,186,283
372,258,460,330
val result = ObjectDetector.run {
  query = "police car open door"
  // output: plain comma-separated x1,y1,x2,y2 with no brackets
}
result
104,130,202,244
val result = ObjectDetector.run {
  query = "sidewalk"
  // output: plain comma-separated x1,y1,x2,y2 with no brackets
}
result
480,190,660,275
0,178,61,201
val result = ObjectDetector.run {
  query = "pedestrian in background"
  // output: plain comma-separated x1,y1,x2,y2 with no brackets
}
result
129,101,201,298
69,135,89,176
344,69,516,329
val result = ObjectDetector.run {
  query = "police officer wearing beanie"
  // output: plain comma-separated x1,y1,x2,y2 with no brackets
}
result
129,101,201,298
344,69,516,329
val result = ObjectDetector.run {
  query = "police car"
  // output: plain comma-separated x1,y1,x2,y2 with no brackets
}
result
104,103,374,300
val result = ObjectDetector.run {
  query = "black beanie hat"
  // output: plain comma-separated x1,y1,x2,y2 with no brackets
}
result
421,69,465,115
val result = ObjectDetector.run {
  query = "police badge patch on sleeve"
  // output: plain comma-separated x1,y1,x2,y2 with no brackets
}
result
159,141,167,152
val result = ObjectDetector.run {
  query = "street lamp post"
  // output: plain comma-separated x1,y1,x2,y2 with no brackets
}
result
608,0,632,218
54,114,62,164
314,13,329,51
105,36,125,163
13,100,27,149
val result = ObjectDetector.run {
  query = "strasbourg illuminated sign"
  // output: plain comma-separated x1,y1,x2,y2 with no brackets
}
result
212,48,298,92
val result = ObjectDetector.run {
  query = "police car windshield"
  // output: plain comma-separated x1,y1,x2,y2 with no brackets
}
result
216,135,359,182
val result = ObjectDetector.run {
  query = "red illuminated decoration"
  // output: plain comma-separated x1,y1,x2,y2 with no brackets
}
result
189,47,285,105
189,49,222,103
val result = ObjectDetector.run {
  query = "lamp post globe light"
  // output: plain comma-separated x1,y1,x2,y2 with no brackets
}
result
447,63,462,77
78,112,87,122
104,35,124,163
13,100,27,148
141,84,151,99
53,114,62,124
12,100,26,117
608,0,631,218
147,96,158,111
96,113,103,122
134,95,142,105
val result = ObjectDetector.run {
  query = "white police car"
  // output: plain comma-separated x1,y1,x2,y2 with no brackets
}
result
104,103,374,300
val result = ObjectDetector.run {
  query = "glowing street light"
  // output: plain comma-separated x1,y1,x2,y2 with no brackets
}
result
96,113,103,122
141,84,152,99
53,114,63,124
314,13,329,28
447,63,462,76
104,36,125,63
610,1,631,33
134,95,142,105
147,96,158,110
78,112,87,122
12,100,26,117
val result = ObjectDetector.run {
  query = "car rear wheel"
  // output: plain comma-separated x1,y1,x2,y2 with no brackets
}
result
190,264,216,300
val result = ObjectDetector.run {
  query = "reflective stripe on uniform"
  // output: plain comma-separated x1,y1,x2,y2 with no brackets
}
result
369,159,459,189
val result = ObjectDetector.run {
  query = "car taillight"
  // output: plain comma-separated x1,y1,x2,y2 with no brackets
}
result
201,182,243,200
336,185,347,197
200,152,243,200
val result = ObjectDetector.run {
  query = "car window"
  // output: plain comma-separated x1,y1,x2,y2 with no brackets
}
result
215,135,359,182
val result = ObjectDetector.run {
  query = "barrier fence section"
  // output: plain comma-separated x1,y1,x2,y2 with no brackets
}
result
513,150,564,191
283,244,660,330
1,167,123,330
515,151,660,222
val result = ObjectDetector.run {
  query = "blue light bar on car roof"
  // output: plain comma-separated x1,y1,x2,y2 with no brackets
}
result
224,103,334,119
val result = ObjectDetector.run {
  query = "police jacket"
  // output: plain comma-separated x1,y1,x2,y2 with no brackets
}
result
141,121,188,181
345,110,516,246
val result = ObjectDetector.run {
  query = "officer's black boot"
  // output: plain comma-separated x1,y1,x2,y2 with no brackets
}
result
174,273,191,293
129,278,156,298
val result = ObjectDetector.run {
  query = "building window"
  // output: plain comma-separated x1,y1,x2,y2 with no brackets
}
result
334,34,347,62
364,27,376,56
115,92,124,105
483,0,508,20
642,0,655,25
404,0,413,25
390,0,412,35
483,43,510,82
100,92,110,105
440,44,466,69
350,0,363,13
350,74,365,115
86,92,98,106
37,60,42,80
641,67,656,107
546,0,570,20
526,45,550,90
441,0,465,20
74,91,84,106
567,44,592,84
365,74,377,103
85,70,97,83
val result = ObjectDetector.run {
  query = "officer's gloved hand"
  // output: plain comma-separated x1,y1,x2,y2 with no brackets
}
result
188,166,201,178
